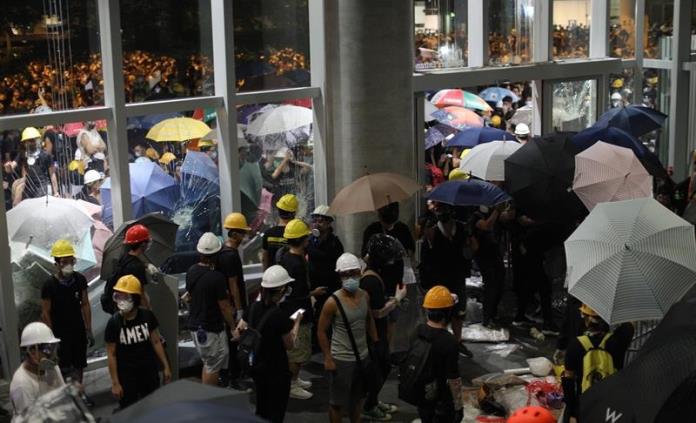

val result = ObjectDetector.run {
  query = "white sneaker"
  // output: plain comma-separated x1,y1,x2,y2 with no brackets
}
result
289,385,313,400
295,377,312,389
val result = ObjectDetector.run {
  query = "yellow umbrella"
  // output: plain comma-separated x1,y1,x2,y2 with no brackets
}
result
146,117,211,142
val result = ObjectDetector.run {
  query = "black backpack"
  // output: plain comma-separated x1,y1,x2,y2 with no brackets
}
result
236,303,274,374
399,332,436,406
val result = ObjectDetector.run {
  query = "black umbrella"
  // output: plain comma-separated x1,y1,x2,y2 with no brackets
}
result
504,133,585,222
580,290,696,423
127,401,264,423
111,380,253,423
100,212,179,280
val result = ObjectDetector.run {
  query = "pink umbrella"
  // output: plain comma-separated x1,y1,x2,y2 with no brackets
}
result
572,141,653,211
431,106,485,130
63,122,84,137
430,89,493,112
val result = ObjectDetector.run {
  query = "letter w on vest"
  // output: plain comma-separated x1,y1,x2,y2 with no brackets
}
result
605,408,623,423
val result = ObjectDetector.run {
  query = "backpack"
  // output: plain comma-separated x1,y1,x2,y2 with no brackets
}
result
398,331,436,406
236,303,274,374
578,333,616,393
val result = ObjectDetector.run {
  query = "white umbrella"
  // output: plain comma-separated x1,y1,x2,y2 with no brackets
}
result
459,140,522,181
510,105,533,126
246,105,313,150
566,197,696,324
573,141,653,211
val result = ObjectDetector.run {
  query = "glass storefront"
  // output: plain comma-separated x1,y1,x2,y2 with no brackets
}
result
414,0,468,71
488,0,534,66
551,79,597,131
610,0,637,58
609,69,635,108
645,0,674,59
553,0,591,59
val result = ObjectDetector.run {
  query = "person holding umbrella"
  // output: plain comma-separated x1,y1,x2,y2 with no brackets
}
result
261,193,298,269
561,304,633,423
105,275,171,410
41,240,94,406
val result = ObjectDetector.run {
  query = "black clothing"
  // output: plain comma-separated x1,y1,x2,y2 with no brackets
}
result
261,225,287,267
361,221,415,257
557,295,585,351
186,264,229,333
307,232,344,293
359,272,390,410
22,151,53,199
118,254,149,288
41,273,89,370
359,274,387,341
254,371,291,423
472,211,506,324
104,308,159,370
117,364,160,409
73,185,99,205
417,323,459,414
244,301,294,375
278,252,313,324
217,246,247,309
419,221,473,291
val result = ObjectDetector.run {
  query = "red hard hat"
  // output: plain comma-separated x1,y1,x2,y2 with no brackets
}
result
123,224,151,245
507,406,556,423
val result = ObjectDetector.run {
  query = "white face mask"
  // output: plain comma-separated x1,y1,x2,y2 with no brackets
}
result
117,299,134,313
342,277,360,293
61,264,74,278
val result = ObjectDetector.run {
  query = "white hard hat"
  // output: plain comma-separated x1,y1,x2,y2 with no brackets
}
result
514,123,530,136
311,205,333,220
275,147,289,159
196,232,222,255
83,169,103,185
611,92,623,101
335,253,361,272
20,322,60,347
261,265,295,288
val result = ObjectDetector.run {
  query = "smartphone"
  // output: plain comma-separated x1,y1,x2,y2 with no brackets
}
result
290,308,305,320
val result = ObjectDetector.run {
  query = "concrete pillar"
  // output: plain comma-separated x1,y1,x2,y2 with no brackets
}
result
323,0,416,253
668,0,692,180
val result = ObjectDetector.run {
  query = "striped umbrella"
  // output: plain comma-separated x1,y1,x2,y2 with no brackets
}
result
430,89,493,112
431,106,484,130
566,197,696,324
573,141,653,211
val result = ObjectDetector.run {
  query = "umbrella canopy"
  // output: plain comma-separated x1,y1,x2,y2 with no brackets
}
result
425,126,447,150
101,162,180,225
424,98,439,120
431,106,484,130
192,107,217,123
430,89,493,112
595,104,668,137
573,141,653,211
111,379,252,423
459,141,522,181
146,117,212,142
329,172,420,215
100,212,179,280
510,105,533,126
580,290,696,423
566,197,696,324
128,112,183,130
427,179,510,207
124,401,264,423
478,87,520,104
504,133,585,222
180,151,220,205
245,104,313,150
447,127,515,149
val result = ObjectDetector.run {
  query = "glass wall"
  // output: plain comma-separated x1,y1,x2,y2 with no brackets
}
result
641,69,670,161
233,0,310,92
609,69,635,108
610,0,637,58
551,79,597,132
553,0,590,59
0,0,102,115
414,0,468,71
120,0,214,102
645,0,674,59
488,0,533,66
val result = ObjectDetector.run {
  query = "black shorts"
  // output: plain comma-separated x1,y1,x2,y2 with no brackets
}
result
57,331,87,370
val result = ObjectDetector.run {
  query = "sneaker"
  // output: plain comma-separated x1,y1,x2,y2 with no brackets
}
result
79,392,95,408
289,385,313,400
542,323,561,336
458,341,474,358
512,316,534,327
362,407,392,421
378,401,399,414
295,377,312,389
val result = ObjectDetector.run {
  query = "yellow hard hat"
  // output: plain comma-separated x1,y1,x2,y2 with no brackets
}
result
490,115,502,128
449,168,469,181
113,275,142,295
145,147,160,161
579,303,599,317
283,218,311,239
423,285,455,309
159,152,177,165
612,79,624,89
276,194,298,213
68,160,85,175
21,127,41,142
647,76,658,85
460,148,471,160
50,239,75,258
224,212,251,231
198,139,214,148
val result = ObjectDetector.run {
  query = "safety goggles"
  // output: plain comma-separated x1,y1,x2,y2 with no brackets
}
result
112,292,132,302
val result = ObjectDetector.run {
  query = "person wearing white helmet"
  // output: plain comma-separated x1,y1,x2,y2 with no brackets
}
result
10,322,65,418
185,232,236,386
513,123,530,144
610,92,624,108
318,253,378,423
238,265,303,423
307,205,345,349
73,169,103,205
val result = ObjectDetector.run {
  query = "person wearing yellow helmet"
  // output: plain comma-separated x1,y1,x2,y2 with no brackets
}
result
20,126,59,200
105,275,172,409
261,193,298,269
448,168,469,181
41,240,94,405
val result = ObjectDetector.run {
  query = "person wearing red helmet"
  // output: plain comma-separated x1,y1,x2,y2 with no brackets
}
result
507,406,555,423
102,224,152,313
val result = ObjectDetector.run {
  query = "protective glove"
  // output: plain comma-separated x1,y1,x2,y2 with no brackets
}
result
86,330,95,348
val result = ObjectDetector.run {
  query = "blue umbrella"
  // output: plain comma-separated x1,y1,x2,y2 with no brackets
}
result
101,162,179,226
425,127,446,150
127,112,182,130
595,105,667,137
180,151,220,205
572,126,648,157
427,179,511,207
447,127,515,149
479,87,520,104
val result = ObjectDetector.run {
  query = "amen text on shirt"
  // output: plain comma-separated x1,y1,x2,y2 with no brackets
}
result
119,323,151,344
